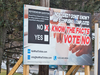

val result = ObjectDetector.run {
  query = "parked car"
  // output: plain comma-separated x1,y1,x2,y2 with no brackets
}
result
49,65,58,69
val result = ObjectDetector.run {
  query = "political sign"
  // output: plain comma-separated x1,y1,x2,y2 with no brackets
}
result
23,4,93,65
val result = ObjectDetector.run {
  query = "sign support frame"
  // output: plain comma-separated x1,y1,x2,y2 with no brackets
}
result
94,23,99,75
8,56,90,75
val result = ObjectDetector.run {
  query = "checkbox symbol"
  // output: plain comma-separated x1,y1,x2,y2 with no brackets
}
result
44,24,49,32
44,35,48,42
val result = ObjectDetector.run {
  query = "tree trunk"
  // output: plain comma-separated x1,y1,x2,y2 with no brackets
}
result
81,1,87,11
0,28,7,73
39,0,49,75
0,48,3,73
6,56,9,75
39,65,49,75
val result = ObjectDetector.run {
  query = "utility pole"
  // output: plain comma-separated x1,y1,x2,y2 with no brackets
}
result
40,0,49,7
39,0,50,75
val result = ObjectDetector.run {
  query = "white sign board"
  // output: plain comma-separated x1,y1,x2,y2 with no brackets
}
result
23,4,93,65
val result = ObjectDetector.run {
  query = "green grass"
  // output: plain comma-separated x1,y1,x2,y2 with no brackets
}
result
0,69,22,75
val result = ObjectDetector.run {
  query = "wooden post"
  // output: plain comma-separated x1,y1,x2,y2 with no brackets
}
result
23,65,29,75
79,72,80,75
72,66,80,75
68,66,72,71
65,65,90,75
85,65,90,75
8,56,23,75
62,71,64,75
66,65,77,75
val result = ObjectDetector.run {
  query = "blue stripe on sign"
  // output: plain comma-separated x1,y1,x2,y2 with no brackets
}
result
28,55,30,60
28,49,31,53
